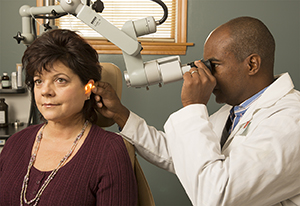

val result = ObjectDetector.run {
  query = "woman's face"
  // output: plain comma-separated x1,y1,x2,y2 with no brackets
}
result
34,61,89,124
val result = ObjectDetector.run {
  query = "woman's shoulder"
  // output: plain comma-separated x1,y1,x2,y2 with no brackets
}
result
88,124,126,149
87,125,131,165
90,124,122,139
78,125,129,167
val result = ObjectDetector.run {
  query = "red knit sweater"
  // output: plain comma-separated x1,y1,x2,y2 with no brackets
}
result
0,124,137,206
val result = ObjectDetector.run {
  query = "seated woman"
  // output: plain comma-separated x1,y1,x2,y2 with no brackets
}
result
0,29,137,206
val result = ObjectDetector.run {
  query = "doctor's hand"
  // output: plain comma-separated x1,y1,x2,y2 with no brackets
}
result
92,81,130,129
181,60,216,107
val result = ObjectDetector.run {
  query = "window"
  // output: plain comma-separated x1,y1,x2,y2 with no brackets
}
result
36,0,193,54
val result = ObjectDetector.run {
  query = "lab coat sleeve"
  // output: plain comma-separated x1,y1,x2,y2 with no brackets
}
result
120,111,175,173
164,104,300,206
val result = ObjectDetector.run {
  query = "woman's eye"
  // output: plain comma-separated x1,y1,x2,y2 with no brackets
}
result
34,79,42,85
56,78,67,84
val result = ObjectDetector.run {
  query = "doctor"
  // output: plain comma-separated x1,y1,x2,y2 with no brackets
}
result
93,16,300,205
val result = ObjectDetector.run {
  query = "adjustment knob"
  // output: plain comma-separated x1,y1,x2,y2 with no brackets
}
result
13,32,25,44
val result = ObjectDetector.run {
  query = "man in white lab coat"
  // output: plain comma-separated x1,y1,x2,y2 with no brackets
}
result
93,16,300,205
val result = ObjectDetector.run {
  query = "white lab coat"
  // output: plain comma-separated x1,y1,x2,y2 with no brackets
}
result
121,73,300,206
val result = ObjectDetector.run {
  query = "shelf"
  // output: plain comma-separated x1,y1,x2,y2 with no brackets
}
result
0,87,27,94
0,123,28,138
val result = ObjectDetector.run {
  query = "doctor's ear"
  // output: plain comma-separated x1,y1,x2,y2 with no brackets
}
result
85,80,95,95
246,54,261,75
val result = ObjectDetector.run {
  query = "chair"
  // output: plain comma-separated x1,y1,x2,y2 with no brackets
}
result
97,63,155,206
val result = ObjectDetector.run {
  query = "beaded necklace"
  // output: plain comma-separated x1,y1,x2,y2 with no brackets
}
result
20,120,89,206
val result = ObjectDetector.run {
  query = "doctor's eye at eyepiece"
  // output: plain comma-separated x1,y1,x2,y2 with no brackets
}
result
187,59,213,72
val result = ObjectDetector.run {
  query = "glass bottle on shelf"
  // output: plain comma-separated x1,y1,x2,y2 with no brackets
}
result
2,73,11,89
0,98,8,127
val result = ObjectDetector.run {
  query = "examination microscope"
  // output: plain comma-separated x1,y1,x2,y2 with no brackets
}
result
14,0,211,89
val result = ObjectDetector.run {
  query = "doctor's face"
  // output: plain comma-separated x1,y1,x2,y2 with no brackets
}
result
34,61,88,123
203,28,249,106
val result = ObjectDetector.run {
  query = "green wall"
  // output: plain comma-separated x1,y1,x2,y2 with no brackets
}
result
1,0,299,205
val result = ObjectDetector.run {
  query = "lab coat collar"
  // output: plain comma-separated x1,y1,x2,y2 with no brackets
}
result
222,73,294,149
240,72,294,121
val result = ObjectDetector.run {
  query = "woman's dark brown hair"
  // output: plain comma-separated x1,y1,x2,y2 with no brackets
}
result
22,29,101,124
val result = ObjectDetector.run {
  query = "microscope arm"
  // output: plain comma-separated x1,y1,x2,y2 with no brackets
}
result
59,0,164,87
17,2,142,56
16,5,65,45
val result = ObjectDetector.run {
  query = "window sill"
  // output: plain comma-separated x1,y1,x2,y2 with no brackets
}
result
87,40,194,55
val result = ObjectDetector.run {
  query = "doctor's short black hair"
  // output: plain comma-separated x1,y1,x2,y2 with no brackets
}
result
225,16,275,68
22,29,102,124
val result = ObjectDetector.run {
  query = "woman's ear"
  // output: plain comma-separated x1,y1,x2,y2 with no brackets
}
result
85,79,95,96
246,54,261,75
